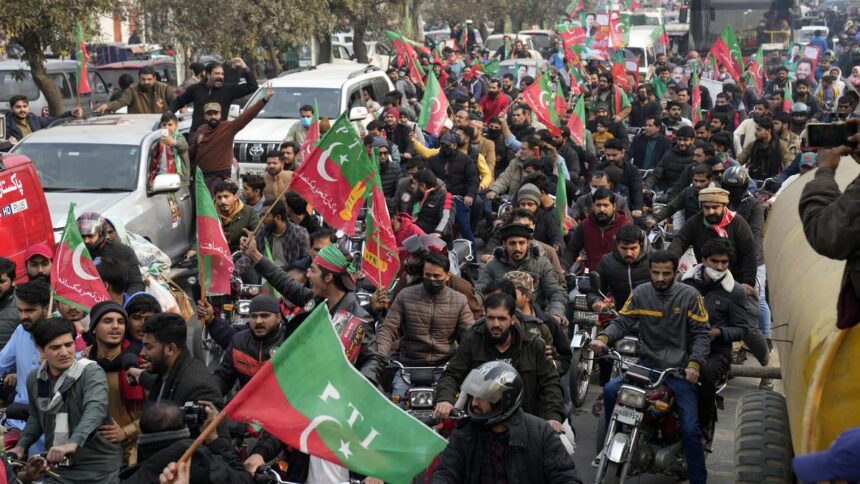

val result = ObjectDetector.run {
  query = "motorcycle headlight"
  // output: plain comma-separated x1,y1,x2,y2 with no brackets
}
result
618,386,647,408
237,300,251,316
615,337,640,355
408,390,435,409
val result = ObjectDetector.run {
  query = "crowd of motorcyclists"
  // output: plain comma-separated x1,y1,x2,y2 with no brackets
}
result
3,0,860,482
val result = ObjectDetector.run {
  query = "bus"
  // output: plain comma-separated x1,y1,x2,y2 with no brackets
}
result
687,0,796,54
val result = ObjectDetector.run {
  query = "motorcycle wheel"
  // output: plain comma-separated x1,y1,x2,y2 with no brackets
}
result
603,461,625,484
568,348,591,408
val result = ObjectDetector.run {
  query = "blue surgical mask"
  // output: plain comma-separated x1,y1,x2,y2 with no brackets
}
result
300,117,313,128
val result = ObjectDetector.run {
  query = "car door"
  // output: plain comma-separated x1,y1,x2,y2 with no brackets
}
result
142,133,194,261
51,73,75,114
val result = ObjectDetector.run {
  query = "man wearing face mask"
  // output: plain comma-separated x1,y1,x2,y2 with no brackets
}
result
679,238,755,444
424,133,480,247
190,84,273,194
629,84,662,128
792,80,820,118
285,105,314,147
708,93,740,131
376,252,475,396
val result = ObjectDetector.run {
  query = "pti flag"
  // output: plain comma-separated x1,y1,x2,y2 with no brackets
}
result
567,95,586,146
194,167,234,296
650,25,670,48
224,304,447,484
51,204,110,310
522,75,562,135
691,68,702,124
417,70,448,137
75,22,91,95
361,179,399,290
291,113,377,235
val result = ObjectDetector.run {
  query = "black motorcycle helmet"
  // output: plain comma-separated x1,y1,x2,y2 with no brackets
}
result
76,211,108,253
721,165,749,189
402,234,448,277
461,361,523,426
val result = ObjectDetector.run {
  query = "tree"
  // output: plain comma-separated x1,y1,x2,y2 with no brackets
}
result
0,1,116,114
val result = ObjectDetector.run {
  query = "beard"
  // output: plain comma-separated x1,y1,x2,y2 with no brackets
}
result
488,325,512,345
595,211,613,226
705,213,723,225
0,285,12,304
266,167,281,176
207,118,220,129
653,278,674,292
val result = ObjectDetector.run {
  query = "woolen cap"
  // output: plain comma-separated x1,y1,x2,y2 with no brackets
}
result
499,223,534,241
517,183,541,205
698,187,729,204
89,301,127,329
249,294,280,315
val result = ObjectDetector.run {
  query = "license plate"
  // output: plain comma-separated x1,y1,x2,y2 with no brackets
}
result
409,409,435,421
572,311,598,324
613,406,643,425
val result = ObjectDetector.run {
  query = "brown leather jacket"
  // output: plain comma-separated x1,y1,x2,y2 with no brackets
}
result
376,284,475,366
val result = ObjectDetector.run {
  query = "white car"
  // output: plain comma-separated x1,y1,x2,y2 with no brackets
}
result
232,63,394,175
485,34,542,60
332,42,391,70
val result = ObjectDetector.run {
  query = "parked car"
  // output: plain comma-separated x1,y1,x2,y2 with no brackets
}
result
0,153,54,281
517,29,557,58
10,114,194,263
233,63,394,175
485,34,542,59
0,60,110,115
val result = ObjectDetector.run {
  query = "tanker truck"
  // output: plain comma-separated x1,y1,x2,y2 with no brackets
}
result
733,159,860,481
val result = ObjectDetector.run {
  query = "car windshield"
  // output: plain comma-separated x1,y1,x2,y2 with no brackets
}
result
13,143,139,191
0,70,40,101
247,87,341,119
630,15,661,26
528,34,554,51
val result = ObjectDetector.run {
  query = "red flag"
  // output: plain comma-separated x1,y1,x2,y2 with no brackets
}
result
194,168,234,295
558,27,586,66
75,22,91,95
691,69,702,124
361,183,399,290
611,61,628,91
51,205,110,310
417,70,448,136
521,75,562,135
710,39,740,81
566,96,586,146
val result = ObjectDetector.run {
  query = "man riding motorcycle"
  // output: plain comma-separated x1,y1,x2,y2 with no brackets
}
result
590,250,710,484
77,212,146,294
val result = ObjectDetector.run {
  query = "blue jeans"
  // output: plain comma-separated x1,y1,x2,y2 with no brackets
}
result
391,368,445,399
453,198,475,246
756,264,772,338
603,375,707,484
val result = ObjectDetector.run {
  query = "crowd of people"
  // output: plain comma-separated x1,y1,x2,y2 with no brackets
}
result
2,3,860,483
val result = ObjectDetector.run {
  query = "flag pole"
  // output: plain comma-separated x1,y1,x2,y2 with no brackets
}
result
252,176,294,234
178,410,228,463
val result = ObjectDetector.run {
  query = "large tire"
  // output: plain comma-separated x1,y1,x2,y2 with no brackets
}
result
734,390,794,483
569,348,591,408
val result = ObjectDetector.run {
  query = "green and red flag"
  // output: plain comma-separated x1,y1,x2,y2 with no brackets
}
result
224,303,447,484
558,27,586,66
691,68,702,124
385,31,425,87
650,25,670,48
611,54,629,91
361,179,399,290
51,204,110,310
721,27,744,78
417,70,448,137
621,0,642,9
783,82,794,112
299,99,321,162
522,75,562,135
554,78,568,118
566,95,586,146
554,164,575,233
75,22,91,95
746,45,764,96
568,64,585,96
711,26,743,81
261,239,282,299
291,113,376,235
481,59,500,76
609,12,631,50
565,0,585,17
194,167,234,296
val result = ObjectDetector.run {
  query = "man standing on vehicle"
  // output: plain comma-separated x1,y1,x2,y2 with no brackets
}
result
433,293,566,433
4,95,82,146
375,252,475,396
213,181,260,253
262,150,293,203
77,212,145,294
190,83,273,195
169,59,259,133
284,105,314,147
590,250,710,484
678,238,754,444
96,66,175,114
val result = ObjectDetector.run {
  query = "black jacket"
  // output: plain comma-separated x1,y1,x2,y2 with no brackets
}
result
383,123,412,155
629,100,662,128
4,111,74,141
121,438,252,484
430,409,583,484
668,211,758,287
586,242,651,310
436,322,565,423
379,160,401,200
534,207,565,253
169,72,259,132
213,324,285,394
653,185,702,223
426,150,480,199
414,182,455,237
729,193,766,265
630,133,672,170
594,160,644,211
141,350,223,407
558,142,581,180
680,267,753,357
645,146,693,194
90,240,146,294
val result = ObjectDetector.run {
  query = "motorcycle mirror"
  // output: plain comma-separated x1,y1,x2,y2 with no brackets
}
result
589,271,602,292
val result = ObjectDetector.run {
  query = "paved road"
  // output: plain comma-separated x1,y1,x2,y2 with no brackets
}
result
568,358,782,483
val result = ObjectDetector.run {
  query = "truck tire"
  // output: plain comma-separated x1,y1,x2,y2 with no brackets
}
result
734,390,794,483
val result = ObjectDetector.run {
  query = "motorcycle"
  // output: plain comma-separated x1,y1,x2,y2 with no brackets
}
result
645,224,673,251
594,351,719,484
388,360,446,426
568,272,617,408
